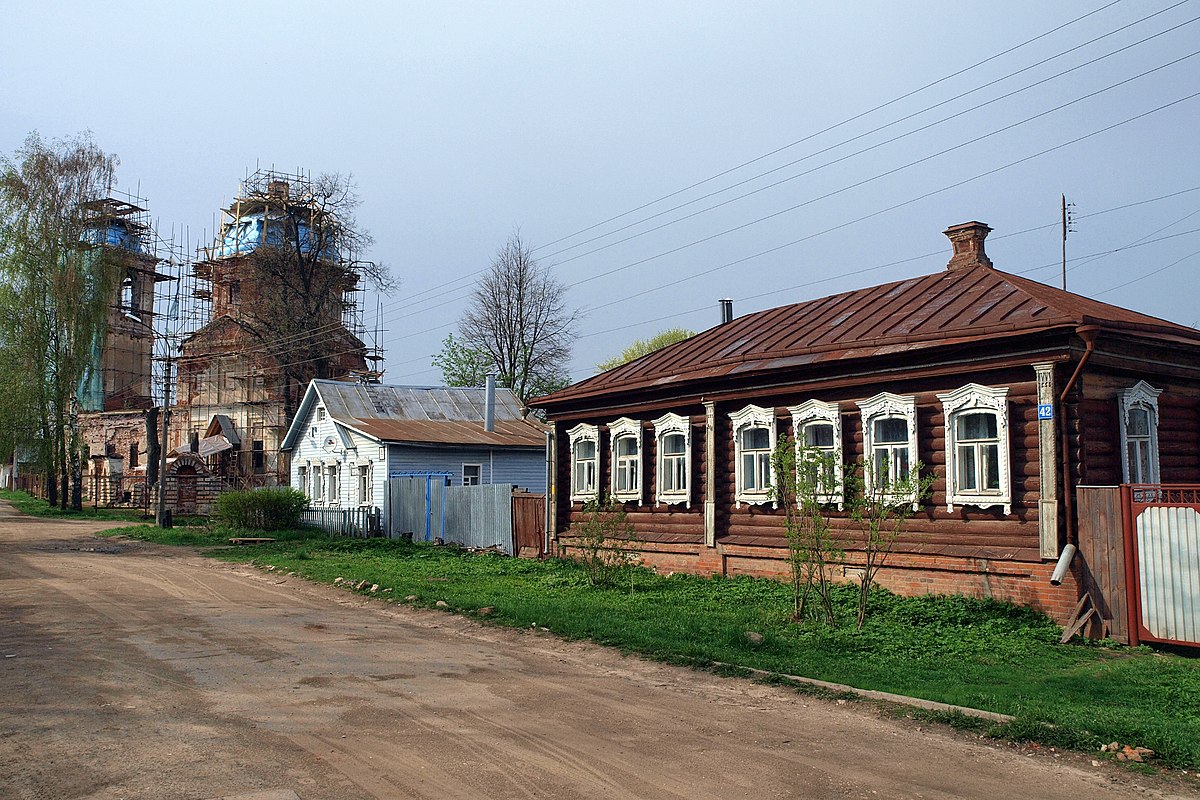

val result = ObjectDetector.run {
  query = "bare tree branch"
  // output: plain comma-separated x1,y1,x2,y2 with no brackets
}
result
455,232,579,408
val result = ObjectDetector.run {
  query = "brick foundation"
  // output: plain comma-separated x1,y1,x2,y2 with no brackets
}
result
559,537,1081,625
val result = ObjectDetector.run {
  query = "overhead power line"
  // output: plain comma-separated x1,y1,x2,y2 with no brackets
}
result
371,1,1139,324
530,0,1129,253
377,32,1200,330
536,10,1200,266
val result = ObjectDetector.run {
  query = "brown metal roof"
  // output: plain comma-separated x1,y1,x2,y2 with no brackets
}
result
539,264,1200,408
353,419,546,448
309,380,545,448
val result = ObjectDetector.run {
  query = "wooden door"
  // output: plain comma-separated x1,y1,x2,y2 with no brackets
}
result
512,492,546,557
176,466,197,514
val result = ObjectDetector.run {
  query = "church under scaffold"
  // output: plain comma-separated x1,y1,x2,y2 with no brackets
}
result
171,170,380,501
78,169,382,512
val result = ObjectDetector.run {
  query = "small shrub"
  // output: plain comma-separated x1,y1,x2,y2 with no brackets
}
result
213,487,308,531
572,497,640,589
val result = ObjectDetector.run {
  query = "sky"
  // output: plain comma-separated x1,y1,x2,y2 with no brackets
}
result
3,1,1199,385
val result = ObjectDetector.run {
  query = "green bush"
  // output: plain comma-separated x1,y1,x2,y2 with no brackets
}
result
212,487,308,531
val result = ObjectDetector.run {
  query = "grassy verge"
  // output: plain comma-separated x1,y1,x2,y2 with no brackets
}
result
1,488,153,522
1,489,209,526
99,526,1200,770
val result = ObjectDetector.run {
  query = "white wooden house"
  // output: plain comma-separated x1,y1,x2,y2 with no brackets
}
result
280,380,547,513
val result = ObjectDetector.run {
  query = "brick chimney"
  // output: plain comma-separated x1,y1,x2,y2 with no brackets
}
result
943,221,993,271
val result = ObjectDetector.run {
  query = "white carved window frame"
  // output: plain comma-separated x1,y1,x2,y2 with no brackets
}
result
1119,380,1162,485
787,399,844,509
607,417,643,504
857,392,919,510
937,383,1011,515
653,412,691,508
729,404,777,508
567,423,600,503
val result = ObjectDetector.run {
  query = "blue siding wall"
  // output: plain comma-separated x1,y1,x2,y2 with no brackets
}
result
491,448,546,492
386,445,545,492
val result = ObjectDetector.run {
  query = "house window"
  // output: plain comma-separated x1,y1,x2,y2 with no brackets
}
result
788,400,843,508
567,423,600,502
317,407,326,422
462,464,481,486
729,405,776,507
326,465,339,504
251,440,264,473
858,392,919,508
607,417,643,503
312,465,323,502
1119,380,1162,484
358,463,373,503
653,413,691,507
129,443,139,470
937,384,1011,514
227,280,240,305
298,466,308,497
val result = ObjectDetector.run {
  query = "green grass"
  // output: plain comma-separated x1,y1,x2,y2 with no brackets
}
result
1,488,153,522
96,526,1200,770
1,489,209,525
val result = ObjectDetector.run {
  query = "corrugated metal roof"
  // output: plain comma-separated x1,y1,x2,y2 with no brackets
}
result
311,380,545,448
538,264,1200,408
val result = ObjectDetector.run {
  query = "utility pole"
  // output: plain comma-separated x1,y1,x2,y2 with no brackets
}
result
1061,194,1076,291
155,357,172,527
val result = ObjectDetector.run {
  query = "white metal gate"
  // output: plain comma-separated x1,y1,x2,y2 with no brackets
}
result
1124,485,1200,647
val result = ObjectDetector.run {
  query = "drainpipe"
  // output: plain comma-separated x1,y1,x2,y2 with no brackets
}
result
1059,325,1100,547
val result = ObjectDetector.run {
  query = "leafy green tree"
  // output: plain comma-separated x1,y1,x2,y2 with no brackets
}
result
0,132,122,508
432,333,491,387
596,327,695,372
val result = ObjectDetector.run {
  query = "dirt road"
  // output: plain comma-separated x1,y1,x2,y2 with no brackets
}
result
0,505,1188,799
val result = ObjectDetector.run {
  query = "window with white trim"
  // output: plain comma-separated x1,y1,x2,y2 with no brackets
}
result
312,465,324,503
857,392,919,508
358,463,373,504
1119,380,1162,484
326,464,339,504
462,464,481,486
730,405,777,507
788,400,843,508
653,412,691,507
607,417,643,503
298,466,308,498
567,423,600,502
937,384,1011,514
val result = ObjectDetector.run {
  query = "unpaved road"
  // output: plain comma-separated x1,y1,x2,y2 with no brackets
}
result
0,504,1191,799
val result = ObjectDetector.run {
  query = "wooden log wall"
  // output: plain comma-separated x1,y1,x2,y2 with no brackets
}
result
1081,371,1200,485
556,413,707,545
556,369,1049,563
715,375,1043,561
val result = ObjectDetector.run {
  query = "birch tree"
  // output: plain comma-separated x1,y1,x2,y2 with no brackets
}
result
0,132,122,508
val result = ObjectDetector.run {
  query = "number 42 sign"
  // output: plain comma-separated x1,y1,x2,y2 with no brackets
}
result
1038,403,1054,420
